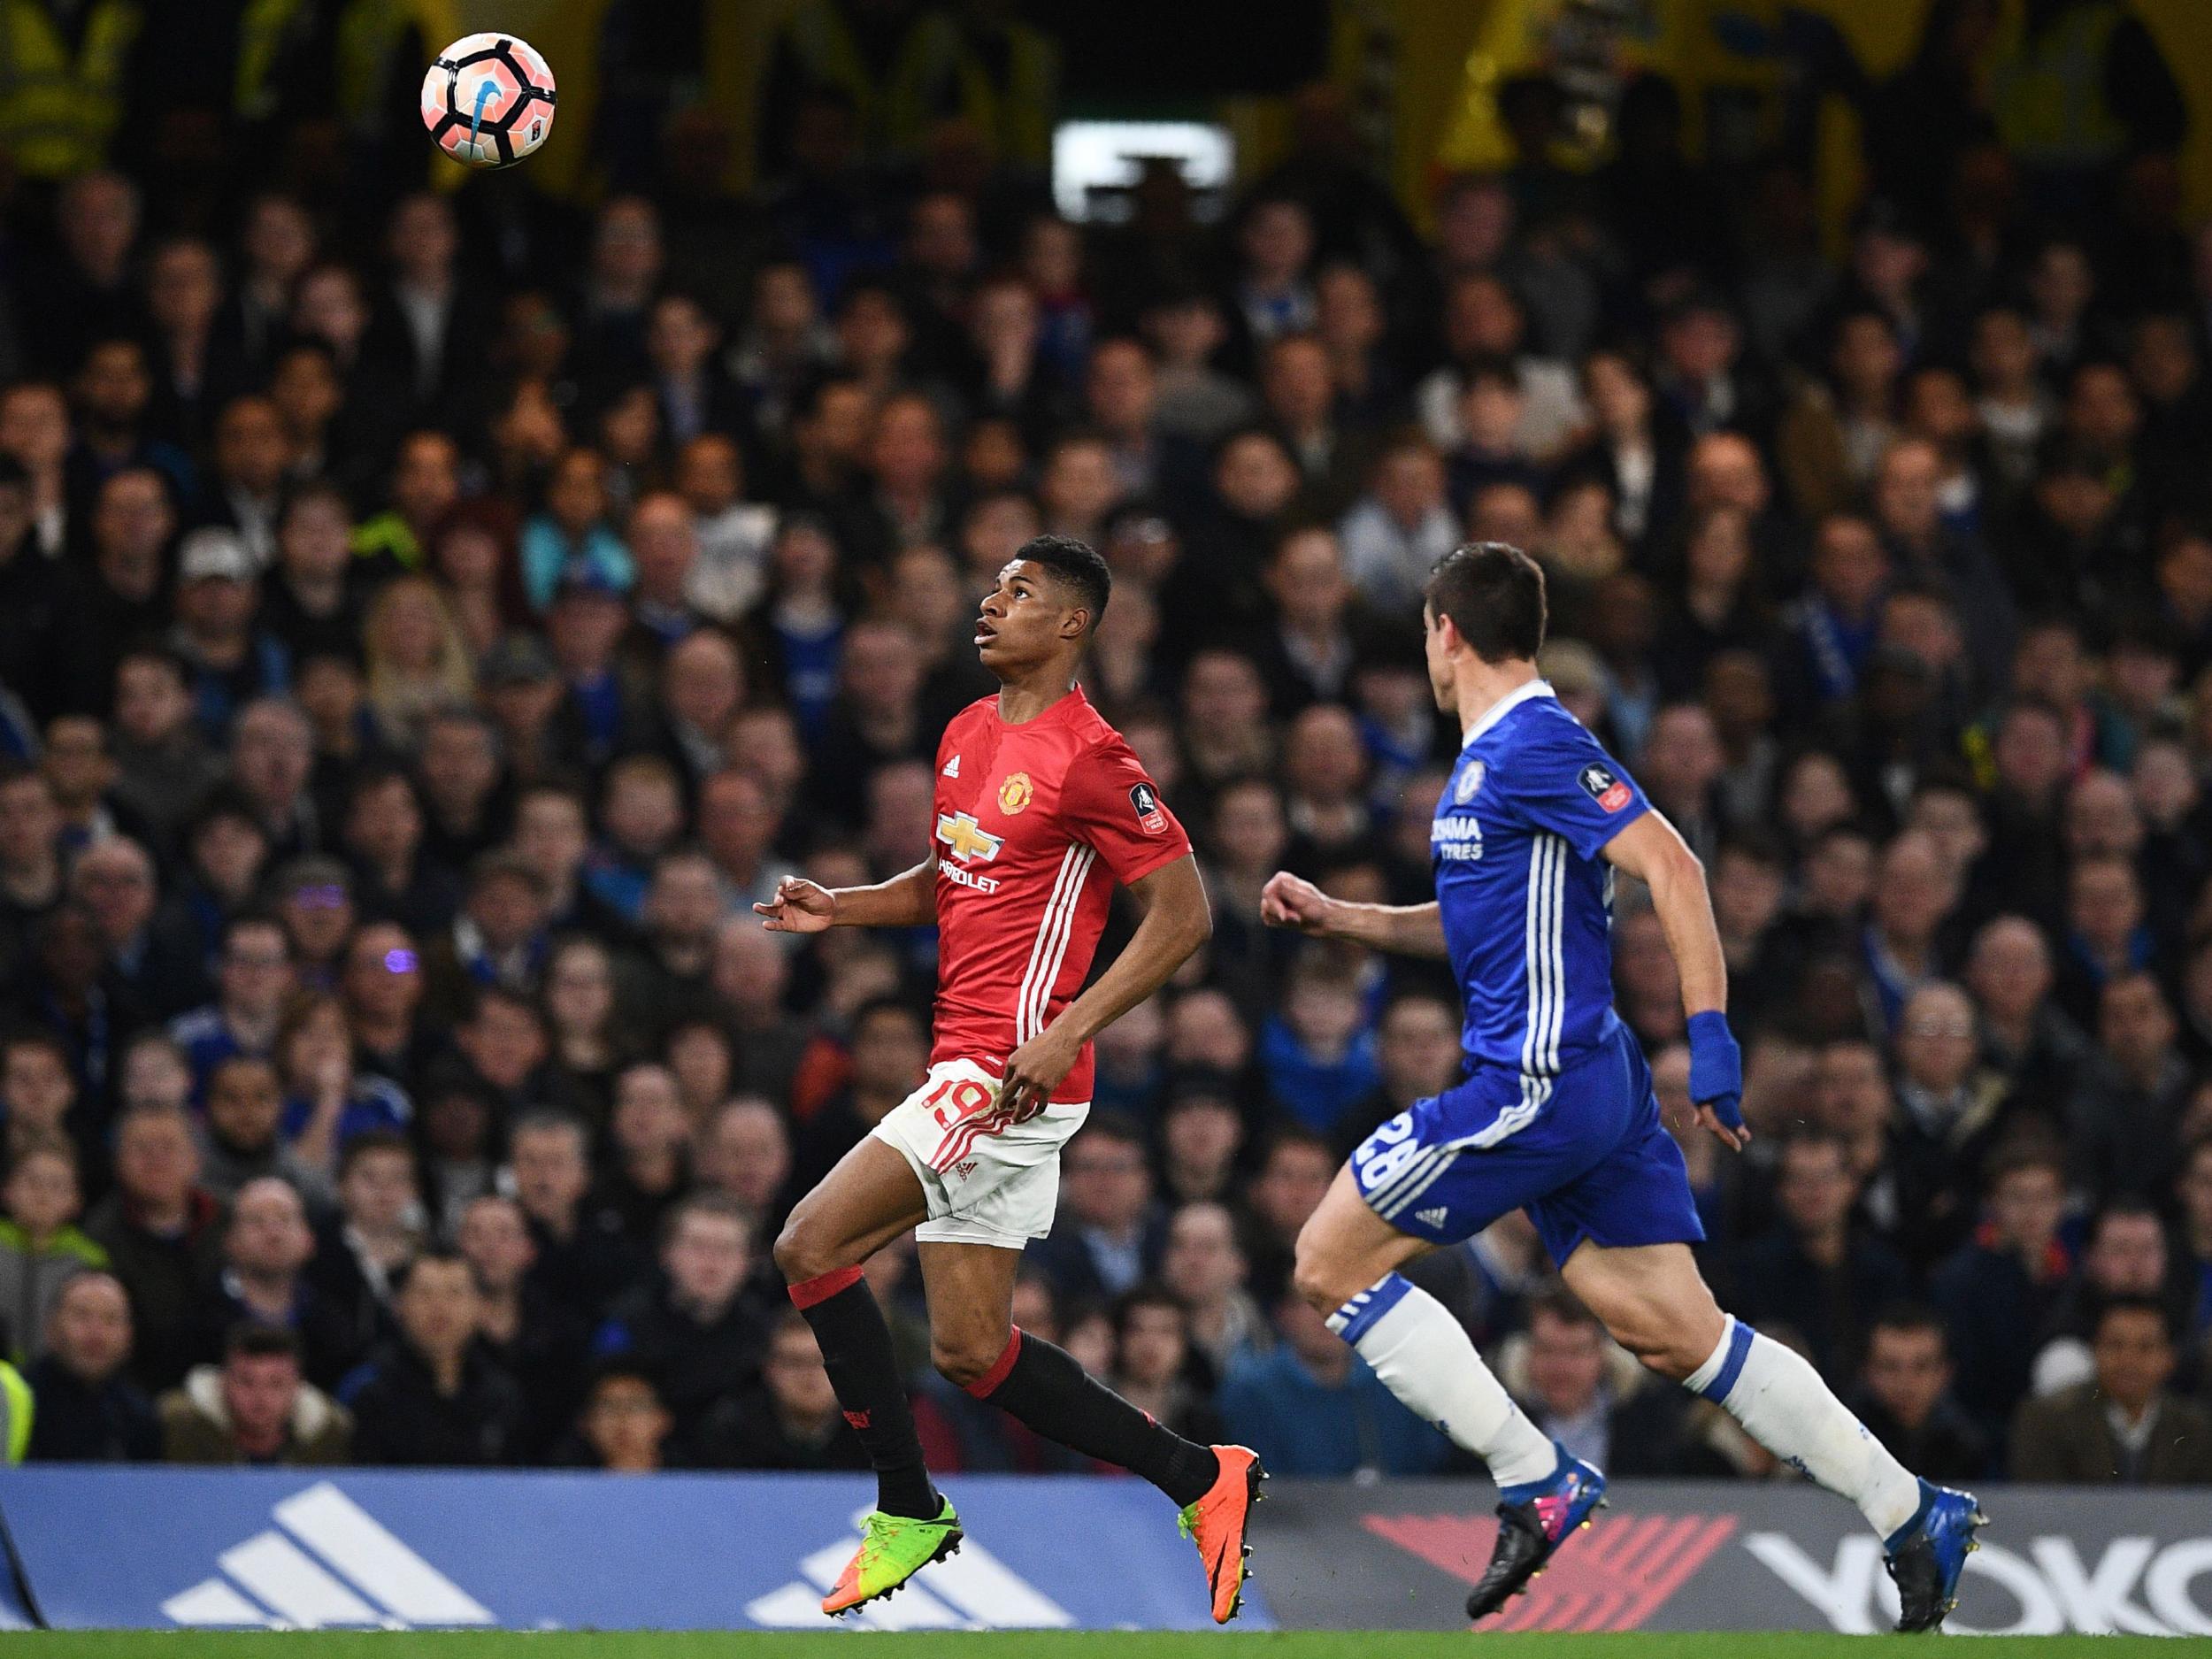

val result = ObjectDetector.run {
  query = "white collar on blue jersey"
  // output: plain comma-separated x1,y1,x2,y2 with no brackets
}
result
1460,678,1556,749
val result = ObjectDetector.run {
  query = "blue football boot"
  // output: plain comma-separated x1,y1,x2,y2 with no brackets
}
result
1465,1446,1608,1622
1884,1479,1987,1632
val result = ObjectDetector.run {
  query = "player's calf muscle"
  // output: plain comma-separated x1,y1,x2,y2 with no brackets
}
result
918,1246,1019,1386
1562,1244,1725,1379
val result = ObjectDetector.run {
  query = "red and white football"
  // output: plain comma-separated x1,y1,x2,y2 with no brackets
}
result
420,34,556,169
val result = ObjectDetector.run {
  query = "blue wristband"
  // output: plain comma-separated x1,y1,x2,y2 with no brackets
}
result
1686,1010,1744,1130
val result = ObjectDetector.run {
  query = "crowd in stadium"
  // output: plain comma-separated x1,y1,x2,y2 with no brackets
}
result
0,0,2207,1486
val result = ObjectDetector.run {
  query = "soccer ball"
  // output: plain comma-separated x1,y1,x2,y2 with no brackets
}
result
420,34,556,169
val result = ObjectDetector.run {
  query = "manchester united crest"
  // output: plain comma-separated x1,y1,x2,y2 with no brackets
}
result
998,772,1033,815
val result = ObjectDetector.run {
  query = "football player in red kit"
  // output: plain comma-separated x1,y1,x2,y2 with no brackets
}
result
758,535,1263,1621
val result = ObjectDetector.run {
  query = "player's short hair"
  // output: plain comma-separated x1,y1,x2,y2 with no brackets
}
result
1425,542,1548,664
1014,534,1110,633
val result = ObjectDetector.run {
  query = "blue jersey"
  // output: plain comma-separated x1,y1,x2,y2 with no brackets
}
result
1432,681,1648,1092
1340,680,1698,1264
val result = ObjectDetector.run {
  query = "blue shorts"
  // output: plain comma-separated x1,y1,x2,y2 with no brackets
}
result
1348,1020,1704,1267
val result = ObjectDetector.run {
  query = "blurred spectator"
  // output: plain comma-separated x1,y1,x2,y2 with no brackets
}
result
1242,1127,1335,1305
1848,1304,1990,1485
0,1136,105,1363
2009,1298,2212,1483
1258,955,1379,1135
339,1250,526,1467
1108,1283,1225,1446
2028,1199,2185,1398
160,1325,352,1465
696,1094,795,1239
170,911,294,1093
787,997,926,1198
1729,1132,1913,1382
23,1271,157,1462
509,1111,639,1322
1160,1200,1266,1378
1333,992,1458,1155
565,1363,675,1472
85,1103,222,1392
593,1194,768,1449
457,1193,588,1461
1217,1291,1449,1477
1502,1288,1697,1477
2067,971,2191,1200
307,1132,421,1361
195,1054,314,1200
699,1306,867,1472
201,1176,360,1389
1156,1086,1246,1207
1932,1142,2072,1435
1033,1114,1164,1303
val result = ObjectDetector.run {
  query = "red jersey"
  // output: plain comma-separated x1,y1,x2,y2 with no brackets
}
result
930,686,1191,1102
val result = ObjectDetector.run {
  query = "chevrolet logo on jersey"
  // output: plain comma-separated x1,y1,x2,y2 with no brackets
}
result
936,811,1003,863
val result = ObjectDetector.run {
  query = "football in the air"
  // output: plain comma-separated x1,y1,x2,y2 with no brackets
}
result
420,33,556,168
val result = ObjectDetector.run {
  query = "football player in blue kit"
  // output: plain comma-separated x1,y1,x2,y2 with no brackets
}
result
1262,543,1984,1631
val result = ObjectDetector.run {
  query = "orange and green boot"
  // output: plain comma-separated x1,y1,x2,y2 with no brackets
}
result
820,1498,963,1617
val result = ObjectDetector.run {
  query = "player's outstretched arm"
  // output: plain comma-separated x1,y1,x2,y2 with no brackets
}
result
1258,871,1449,958
999,853,1212,1116
753,857,939,933
1601,812,1747,1151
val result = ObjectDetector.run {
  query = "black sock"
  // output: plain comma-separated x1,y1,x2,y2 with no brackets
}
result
789,1267,940,1519
969,1327,1220,1507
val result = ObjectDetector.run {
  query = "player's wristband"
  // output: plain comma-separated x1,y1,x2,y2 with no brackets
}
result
1686,1010,1744,1131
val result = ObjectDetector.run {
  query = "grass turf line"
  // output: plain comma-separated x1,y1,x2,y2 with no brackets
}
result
0,1636,2179,1657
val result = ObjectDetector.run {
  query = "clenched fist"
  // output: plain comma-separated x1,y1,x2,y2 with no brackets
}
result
1260,870,1335,934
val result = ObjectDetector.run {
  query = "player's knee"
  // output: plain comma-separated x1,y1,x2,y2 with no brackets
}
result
931,1328,1008,1391
772,1210,833,1285
1290,1233,1357,1315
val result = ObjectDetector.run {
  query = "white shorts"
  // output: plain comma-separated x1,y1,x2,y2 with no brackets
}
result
870,1059,1090,1251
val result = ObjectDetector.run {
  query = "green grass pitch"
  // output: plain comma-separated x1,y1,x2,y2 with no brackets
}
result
0,1636,2177,1656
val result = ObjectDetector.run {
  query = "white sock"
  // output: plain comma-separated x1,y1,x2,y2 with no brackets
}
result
1686,1315,1922,1540
1330,1274,1558,1490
